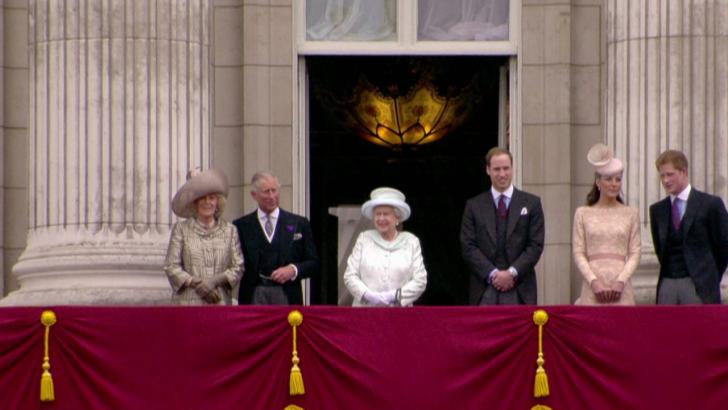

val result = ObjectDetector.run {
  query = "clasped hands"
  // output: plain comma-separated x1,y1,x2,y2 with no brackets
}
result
187,275,228,304
491,269,516,292
590,278,624,304
362,289,397,306
269,265,297,284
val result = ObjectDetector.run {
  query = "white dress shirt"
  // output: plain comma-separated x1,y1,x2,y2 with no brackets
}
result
257,207,280,242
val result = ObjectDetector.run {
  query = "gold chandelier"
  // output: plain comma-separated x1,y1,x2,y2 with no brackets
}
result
343,79,472,149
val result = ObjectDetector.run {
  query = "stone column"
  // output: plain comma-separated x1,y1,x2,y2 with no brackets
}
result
521,2,574,304
2,0,211,305
606,0,728,302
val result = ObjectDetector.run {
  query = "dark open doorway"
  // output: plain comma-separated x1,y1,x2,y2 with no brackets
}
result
308,56,507,305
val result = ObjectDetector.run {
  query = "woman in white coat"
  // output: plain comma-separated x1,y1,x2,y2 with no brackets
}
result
344,187,428,306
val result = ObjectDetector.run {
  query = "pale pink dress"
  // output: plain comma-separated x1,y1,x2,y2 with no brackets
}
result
572,205,641,305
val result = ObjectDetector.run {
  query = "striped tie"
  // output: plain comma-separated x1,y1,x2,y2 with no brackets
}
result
264,214,273,237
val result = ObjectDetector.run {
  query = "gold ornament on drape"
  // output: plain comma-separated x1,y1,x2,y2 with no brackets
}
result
40,310,57,402
288,310,305,396
533,309,550,397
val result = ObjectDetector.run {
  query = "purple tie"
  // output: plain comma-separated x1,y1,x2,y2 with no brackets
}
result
671,198,682,230
497,195,508,219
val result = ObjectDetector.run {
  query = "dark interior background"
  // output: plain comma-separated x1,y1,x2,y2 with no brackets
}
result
307,56,507,305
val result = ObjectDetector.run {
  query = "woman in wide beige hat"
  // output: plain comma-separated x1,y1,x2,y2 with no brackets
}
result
573,144,640,305
343,187,427,307
164,168,244,305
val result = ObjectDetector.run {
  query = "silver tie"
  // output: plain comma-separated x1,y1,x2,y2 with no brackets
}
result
264,214,273,237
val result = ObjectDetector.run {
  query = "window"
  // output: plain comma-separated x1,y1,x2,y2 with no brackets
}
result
417,0,509,41
306,0,397,41
296,0,517,55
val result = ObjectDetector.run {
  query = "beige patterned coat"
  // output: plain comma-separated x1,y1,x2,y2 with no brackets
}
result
164,218,244,305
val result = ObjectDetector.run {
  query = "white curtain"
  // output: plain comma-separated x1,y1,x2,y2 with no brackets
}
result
306,0,397,41
418,0,509,41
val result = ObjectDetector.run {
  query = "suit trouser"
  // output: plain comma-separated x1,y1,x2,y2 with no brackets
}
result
657,277,702,305
252,284,289,305
479,286,523,305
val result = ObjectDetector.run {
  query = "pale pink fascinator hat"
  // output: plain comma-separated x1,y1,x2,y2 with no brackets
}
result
587,143,623,176
171,168,229,218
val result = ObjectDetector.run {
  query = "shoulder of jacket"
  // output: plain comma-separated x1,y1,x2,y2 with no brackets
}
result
179,218,195,227
220,219,236,229
278,209,306,220
650,197,668,208
516,189,541,202
399,231,419,241
361,229,377,240
467,192,488,204
233,211,256,225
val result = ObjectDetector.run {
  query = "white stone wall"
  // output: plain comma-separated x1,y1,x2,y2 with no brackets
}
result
212,0,245,220
210,0,295,221
241,0,295,213
522,0,607,304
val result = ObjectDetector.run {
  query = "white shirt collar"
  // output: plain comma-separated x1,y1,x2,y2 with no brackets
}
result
491,185,514,202
671,185,691,203
257,207,280,220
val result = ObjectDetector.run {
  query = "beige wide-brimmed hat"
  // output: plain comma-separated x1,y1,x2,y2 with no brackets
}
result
361,187,411,222
171,168,229,218
587,143,623,175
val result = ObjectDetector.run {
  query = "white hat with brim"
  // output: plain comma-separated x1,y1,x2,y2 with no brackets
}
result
361,187,411,222
587,143,624,176
171,168,229,218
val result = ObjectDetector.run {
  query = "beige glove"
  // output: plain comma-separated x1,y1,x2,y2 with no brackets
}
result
195,275,227,304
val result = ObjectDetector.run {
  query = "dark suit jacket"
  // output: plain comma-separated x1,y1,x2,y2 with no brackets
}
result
234,209,319,305
649,189,728,304
460,188,545,305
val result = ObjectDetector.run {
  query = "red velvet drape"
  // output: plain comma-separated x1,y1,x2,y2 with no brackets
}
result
1,306,727,410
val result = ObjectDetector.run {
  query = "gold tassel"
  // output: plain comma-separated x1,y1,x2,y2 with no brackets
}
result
40,310,57,402
288,310,305,396
533,309,550,398
530,405,553,410
284,405,304,410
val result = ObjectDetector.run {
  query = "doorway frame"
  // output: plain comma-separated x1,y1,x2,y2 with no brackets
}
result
291,1,523,304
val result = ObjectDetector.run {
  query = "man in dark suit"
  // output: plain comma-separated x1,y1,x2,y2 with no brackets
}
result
649,150,728,304
460,147,545,305
234,172,319,305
